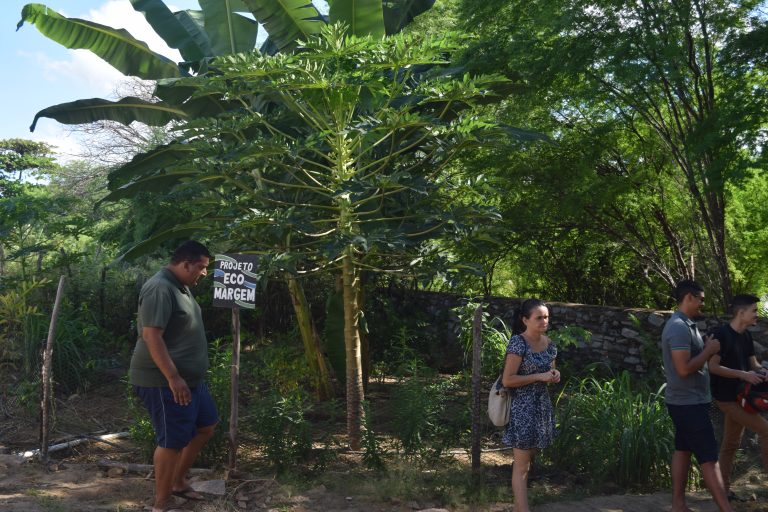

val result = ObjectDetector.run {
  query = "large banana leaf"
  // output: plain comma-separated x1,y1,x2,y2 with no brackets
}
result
18,3,184,80
101,171,202,202
30,97,186,132
114,222,213,262
382,0,435,35
153,79,236,118
108,142,197,188
239,0,323,51
130,0,211,63
199,0,260,55
329,0,385,38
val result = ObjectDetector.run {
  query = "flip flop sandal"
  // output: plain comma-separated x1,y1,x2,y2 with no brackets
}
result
171,487,207,501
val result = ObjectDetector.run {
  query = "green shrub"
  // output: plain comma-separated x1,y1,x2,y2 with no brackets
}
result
454,302,509,382
246,389,311,471
244,335,307,394
391,372,463,463
547,371,673,490
0,279,48,376
199,339,232,466
361,400,386,471
124,376,156,461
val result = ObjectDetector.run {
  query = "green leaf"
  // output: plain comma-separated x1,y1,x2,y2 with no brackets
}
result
382,0,434,35
18,3,184,80
154,79,235,117
239,0,323,51
199,0,260,55
115,222,212,262
329,0,385,38
101,171,200,203
130,0,212,63
498,125,552,143
108,142,197,189
30,97,187,132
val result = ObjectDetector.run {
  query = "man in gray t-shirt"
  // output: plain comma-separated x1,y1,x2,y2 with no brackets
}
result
130,241,218,512
662,280,732,512
662,310,712,405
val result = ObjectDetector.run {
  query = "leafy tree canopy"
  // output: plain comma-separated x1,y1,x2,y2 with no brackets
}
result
0,139,57,184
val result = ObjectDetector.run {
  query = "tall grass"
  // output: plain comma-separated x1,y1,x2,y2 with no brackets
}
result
547,371,674,490
391,371,464,463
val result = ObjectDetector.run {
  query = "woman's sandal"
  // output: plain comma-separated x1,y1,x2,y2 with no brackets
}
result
144,506,187,512
171,487,206,501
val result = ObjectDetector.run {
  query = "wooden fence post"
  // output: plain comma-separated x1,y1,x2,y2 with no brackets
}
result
228,307,241,470
40,276,66,464
471,304,483,473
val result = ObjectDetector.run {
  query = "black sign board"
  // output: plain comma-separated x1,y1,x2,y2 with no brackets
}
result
212,253,258,309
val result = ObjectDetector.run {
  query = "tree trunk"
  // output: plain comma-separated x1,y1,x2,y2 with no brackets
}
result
99,266,107,328
342,249,364,450
355,273,370,392
285,274,335,400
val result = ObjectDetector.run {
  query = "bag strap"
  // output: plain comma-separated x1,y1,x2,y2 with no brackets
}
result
498,334,528,388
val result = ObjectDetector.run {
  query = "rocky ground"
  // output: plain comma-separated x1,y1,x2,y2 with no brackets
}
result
1,453,766,512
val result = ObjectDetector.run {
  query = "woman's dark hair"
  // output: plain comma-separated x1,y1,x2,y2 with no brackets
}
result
170,240,212,264
512,298,548,335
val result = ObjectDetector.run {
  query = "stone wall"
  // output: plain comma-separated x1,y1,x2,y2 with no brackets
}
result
388,290,768,374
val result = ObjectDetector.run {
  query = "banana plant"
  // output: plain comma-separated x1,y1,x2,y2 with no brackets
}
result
18,0,435,403
18,0,435,130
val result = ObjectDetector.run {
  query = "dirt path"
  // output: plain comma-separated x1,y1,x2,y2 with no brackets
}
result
536,492,718,511
1,455,765,512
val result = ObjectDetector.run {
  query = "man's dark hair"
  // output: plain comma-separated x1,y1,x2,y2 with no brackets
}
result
170,240,212,264
673,279,704,304
729,294,759,315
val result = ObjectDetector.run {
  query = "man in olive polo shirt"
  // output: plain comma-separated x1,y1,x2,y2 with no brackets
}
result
130,241,218,512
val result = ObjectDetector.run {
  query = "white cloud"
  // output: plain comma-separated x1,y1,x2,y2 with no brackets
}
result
26,124,88,164
21,1,195,160
21,49,125,97
84,0,183,62
28,1,185,97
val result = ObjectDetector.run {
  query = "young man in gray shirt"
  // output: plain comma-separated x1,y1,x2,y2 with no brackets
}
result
662,280,732,512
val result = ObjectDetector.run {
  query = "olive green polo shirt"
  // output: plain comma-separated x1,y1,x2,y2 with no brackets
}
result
129,268,209,387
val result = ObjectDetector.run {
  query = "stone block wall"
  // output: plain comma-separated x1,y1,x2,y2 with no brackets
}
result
388,290,768,374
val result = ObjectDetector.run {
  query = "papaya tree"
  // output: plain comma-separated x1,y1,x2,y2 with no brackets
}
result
98,25,525,448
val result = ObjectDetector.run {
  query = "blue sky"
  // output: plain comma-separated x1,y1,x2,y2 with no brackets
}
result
1,1,199,160
2,1,330,162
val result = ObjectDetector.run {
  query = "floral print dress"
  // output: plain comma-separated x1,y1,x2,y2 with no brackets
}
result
502,334,557,449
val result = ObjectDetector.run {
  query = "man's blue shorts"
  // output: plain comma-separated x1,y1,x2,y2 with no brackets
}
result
666,402,718,464
134,381,219,449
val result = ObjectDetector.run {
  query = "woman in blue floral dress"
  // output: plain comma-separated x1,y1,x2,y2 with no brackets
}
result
501,298,559,512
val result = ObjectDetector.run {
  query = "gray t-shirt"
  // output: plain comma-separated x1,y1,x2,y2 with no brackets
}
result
129,268,209,387
662,310,711,405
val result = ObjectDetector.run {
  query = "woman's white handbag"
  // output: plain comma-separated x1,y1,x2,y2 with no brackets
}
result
488,376,511,427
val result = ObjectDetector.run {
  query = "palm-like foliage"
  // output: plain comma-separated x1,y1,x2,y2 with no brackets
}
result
100,25,521,447
18,0,435,130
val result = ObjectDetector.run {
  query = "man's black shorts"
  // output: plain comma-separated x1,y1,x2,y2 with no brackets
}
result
666,402,719,463
134,381,218,449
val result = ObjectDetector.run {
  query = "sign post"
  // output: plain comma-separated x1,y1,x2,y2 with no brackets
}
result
213,253,258,470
